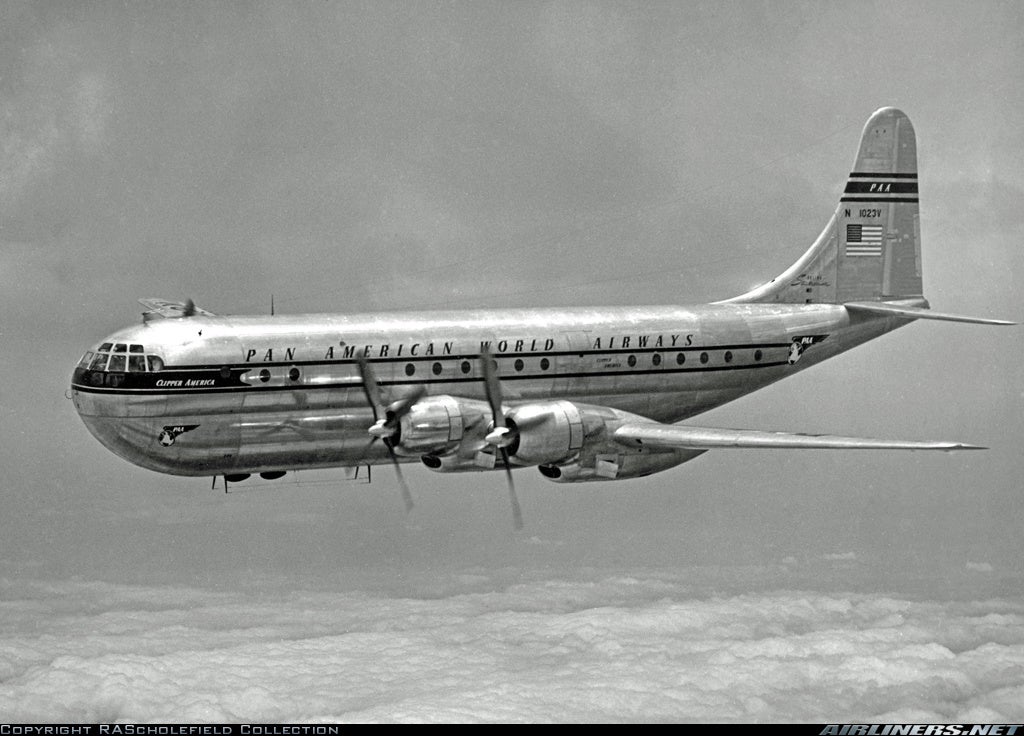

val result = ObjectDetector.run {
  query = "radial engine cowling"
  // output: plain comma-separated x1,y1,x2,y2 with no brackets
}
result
505,400,585,466
393,395,479,456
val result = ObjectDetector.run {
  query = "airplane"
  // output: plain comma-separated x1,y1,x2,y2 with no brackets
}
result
70,107,1013,528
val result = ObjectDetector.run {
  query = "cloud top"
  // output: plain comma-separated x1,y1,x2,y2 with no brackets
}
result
1,575,1022,723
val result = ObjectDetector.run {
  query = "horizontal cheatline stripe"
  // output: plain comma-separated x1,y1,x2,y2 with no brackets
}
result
843,181,918,193
839,196,919,203
846,252,882,257
70,360,794,395
164,343,796,370
848,171,917,179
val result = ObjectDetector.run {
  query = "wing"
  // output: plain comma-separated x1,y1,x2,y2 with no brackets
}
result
613,423,985,452
139,298,216,319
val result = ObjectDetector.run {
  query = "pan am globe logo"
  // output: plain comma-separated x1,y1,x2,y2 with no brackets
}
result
788,335,829,364
158,424,199,447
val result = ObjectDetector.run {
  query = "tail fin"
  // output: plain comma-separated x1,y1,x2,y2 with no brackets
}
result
726,107,922,305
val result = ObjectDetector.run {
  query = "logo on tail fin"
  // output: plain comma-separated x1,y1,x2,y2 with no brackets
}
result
788,335,828,365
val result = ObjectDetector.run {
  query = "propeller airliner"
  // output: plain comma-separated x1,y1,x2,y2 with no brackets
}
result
71,108,1013,528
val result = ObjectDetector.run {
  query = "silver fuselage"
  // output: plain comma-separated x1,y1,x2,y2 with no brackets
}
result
70,304,901,477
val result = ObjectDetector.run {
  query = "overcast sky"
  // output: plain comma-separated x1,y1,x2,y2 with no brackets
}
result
0,0,1022,723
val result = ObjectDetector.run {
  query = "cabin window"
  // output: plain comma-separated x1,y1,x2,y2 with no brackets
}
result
627,355,636,367
514,359,524,372
754,349,763,362
460,361,471,374
724,351,733,363
700,352,709,364
676,353,685,365
432,362,442,375
652,353,662,366
259,369,271,383
540,358,550,371
288,367,300,381
405,364,415,376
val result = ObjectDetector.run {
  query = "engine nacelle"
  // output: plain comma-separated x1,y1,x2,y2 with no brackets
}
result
505,400,584,466
394,395,487,455
538,448,706,483
405,397,705,483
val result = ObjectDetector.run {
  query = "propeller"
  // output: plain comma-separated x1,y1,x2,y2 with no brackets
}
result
355,355,425,512
479,346,524,531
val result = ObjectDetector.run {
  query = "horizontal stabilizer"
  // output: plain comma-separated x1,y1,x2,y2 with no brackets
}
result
139,298,216,320
844,301,1015,325
613,423,985,452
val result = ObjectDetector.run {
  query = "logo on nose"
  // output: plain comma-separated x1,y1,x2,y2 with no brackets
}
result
158,425,199,447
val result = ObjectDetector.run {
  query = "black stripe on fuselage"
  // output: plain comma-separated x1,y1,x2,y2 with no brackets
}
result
848,172,917,179
71,361,793,395
839,196,919,203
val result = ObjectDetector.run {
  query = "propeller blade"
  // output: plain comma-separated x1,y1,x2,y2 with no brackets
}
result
355,355,382,423
360,433,379,460
384,438,415,512
480,348,523,529
355,354,416,513
480,345,505,428
387,384,427,420
499,447,523,531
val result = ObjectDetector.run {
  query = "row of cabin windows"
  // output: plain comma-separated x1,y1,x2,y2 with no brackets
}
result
390,350,765,377
79,343,164,373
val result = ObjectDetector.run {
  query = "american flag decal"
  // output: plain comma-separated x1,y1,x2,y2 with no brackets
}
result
846,223,884,257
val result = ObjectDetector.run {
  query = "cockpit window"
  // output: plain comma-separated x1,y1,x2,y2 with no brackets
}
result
84,343,162,373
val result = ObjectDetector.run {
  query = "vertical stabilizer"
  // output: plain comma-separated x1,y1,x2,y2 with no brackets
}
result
726,107,922,304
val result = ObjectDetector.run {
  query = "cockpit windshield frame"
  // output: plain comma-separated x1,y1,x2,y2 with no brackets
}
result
80,343,164,373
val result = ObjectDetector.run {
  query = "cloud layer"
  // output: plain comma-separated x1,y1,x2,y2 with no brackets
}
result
1,574,1022,723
